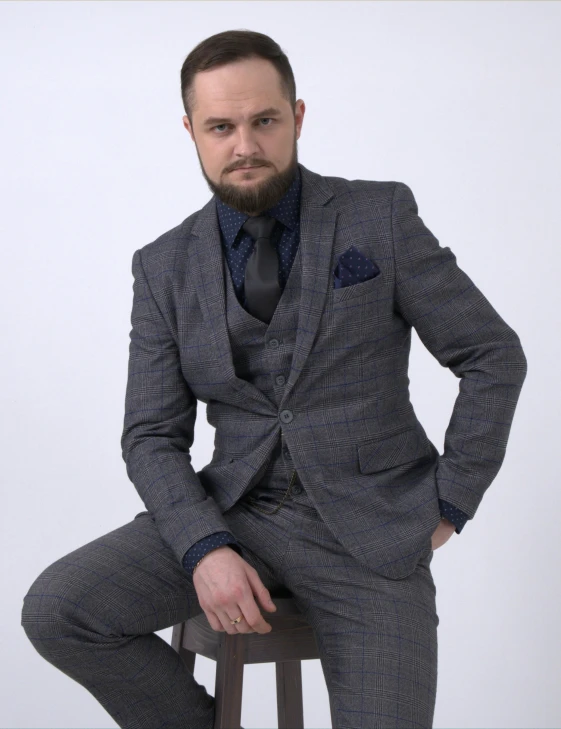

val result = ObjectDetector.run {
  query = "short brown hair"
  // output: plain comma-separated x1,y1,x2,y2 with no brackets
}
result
180,29,297,123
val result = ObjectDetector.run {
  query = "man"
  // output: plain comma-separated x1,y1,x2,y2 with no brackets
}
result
21,29,527,729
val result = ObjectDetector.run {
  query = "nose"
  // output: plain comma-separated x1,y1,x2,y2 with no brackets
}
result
231,128,263,161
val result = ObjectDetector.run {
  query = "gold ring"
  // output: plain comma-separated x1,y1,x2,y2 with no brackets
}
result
230,614,243,625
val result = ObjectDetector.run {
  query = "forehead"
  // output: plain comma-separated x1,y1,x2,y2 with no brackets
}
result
192,58,286,122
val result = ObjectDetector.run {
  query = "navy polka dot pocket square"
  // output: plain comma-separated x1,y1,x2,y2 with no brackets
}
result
333,245,381,289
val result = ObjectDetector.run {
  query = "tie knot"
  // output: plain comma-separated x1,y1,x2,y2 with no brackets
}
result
241,214,278,242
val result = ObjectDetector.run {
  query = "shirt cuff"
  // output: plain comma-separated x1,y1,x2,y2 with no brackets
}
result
438,498,470,534
182,531,242,576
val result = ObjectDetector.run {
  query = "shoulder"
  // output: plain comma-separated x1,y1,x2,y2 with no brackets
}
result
320,169,404,213
134,207,201,270
324,172,414,224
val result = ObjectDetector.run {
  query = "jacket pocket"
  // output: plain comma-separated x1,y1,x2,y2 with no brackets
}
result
330,269,383,303
357,424,433,474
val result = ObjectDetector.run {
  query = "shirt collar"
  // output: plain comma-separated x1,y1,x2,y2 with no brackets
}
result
215,164,301,250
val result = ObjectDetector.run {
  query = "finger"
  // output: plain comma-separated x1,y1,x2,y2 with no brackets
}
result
237,595,272,634
218,608,247,635
245,566,277,614
225,610,255,635
204,609,225,633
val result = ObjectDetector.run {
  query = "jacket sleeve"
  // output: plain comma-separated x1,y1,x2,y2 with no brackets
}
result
121,248,235,566
391,182,528,519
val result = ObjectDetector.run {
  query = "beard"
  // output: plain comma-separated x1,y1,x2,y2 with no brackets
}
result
194,133,299,216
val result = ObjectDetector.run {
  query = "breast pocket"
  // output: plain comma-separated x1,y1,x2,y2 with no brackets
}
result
330,270,384,303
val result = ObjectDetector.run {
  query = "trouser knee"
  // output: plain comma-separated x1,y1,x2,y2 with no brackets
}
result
20,564,79,658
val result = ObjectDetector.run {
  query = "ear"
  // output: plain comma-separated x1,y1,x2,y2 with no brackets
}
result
182,115,195,142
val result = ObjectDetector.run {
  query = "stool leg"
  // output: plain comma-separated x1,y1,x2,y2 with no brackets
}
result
170,623,196,673
276,660,304,728
214,634,245,729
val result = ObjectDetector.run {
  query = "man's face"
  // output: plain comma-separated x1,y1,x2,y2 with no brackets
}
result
182,57,305,216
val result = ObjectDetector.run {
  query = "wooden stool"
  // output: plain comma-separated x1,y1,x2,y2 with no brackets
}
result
171,587,320,729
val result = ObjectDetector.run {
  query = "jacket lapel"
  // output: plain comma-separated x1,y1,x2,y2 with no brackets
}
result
190,163,337,410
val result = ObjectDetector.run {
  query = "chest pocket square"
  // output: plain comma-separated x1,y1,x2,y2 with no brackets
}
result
333,245,381,289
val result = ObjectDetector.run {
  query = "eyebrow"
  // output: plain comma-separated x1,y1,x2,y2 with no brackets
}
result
202,107,283,127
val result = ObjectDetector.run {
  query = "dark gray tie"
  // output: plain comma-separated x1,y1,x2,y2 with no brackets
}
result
241,214,282,323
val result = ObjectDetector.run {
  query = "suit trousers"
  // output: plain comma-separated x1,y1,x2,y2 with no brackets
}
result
21,477,439,729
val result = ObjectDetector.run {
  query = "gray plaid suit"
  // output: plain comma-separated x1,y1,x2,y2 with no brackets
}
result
21,163,527,728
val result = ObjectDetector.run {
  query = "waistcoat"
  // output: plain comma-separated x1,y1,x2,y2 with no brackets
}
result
222,234,303,498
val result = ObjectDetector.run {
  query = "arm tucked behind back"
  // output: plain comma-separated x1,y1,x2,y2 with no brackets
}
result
391,182,528,520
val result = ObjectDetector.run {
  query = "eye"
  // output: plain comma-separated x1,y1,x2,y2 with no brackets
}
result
212,118,275,134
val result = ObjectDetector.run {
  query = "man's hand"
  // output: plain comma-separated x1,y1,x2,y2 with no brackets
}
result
193,545,277,634
431,517,456,550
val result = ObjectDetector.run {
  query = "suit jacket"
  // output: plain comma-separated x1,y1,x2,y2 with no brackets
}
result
121,163,527,580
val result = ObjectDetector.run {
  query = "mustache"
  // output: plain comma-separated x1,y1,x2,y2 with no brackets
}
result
230,163,266,171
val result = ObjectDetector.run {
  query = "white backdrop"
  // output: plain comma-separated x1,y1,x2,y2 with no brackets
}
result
2,2,559,728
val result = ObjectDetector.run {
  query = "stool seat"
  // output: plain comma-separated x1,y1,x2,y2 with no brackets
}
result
171,591,320,729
